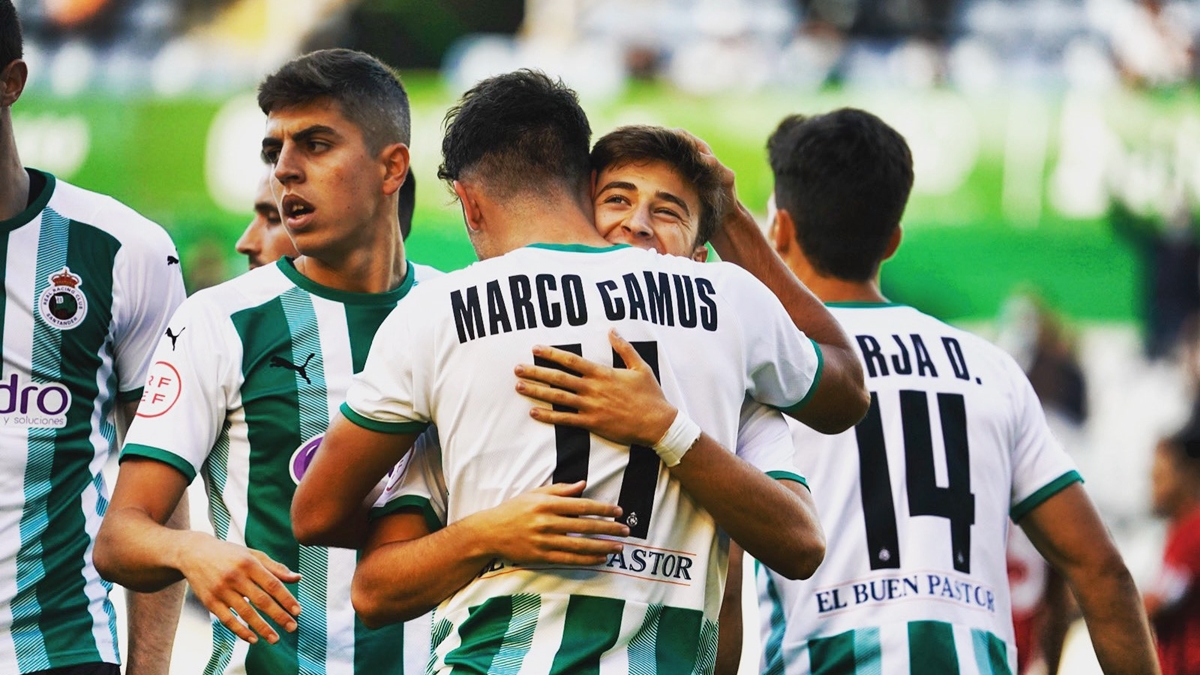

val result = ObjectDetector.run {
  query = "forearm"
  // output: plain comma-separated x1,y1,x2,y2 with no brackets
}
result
353,518,496,627
669,434,824,579
123,492,189,675
714,543,744,675
95,507,195,592
1067,559,1159,675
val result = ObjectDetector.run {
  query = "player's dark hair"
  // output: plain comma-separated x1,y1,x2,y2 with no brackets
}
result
1168,425,1200,462
0,0,22,70
768,108,914,281
258,49,410,153
439,70,591,204
398,170,415,241
590,126,725,247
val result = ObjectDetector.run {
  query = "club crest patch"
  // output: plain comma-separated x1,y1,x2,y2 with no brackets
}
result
38,266,88,330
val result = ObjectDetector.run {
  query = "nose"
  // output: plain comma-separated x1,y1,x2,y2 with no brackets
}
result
273,143,302,186
236,220,261,267
622,206,654,239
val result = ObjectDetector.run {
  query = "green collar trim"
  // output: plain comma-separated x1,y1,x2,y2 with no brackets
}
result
525,243,630,253
825,301,906,308
277,257,417,306
0,169,56,235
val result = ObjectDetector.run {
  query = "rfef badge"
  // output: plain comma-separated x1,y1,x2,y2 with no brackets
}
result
38,266,88,330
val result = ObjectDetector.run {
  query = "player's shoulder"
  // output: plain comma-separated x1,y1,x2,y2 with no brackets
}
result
184,262,295,319
45,174,177,256
410,261,444,284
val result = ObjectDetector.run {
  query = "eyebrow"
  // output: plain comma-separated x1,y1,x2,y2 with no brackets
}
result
597,180,693,217
261,124,341,152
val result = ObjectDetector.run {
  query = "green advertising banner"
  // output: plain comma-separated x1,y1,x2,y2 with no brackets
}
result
16,78,1195,321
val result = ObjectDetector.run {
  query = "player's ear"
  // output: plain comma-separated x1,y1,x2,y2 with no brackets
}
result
380,142,410,196
882,226,902,261
771,208,798,257
0,59,28,108
690,245,708,262
452,180,485,232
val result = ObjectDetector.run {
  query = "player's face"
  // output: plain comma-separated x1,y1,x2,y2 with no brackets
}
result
235,172,297,270
261,99,384,260
594,160,705,260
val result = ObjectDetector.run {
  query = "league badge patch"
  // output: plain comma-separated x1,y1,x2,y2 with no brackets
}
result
38,266,88,330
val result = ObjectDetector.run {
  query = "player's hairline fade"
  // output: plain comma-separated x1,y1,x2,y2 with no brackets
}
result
257,49,411,154
767,108,914,282
438,69,592,207
0,0,22,71
590,125,726,249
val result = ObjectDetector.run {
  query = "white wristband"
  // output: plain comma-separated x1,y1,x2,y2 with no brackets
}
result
652,410,702,467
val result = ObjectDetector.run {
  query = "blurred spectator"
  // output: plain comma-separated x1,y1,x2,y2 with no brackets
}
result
1145,428,1200,675
997,291,1089,426
1110,199,1200,361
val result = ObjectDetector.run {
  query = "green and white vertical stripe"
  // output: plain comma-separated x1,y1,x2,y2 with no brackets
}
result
0,204,125,672
431,594,715,674
791,622,1013,675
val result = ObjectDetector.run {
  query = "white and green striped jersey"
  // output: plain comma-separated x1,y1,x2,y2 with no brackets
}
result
756,304,1080,675
344,243,823,674
0,169,185,673
122,257,439,675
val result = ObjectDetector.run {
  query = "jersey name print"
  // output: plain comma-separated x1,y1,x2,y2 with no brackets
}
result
0,170,185,673
346,243,822,674
122,258,439,675
757,304,1080,675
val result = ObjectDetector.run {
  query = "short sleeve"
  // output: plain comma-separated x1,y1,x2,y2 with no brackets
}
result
736,400,808,489
342,304,430,434
1007,358,1081,522
371,428,447,532
120,295,239,482
721,265,822,411
111,218,186,401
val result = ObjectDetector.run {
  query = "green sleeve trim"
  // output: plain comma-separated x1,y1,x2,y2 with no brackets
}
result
782,338,824,415
119,444,197,483
370,495,444,532
116,387,143,403
1010,470,1083,522
340,402,429,435
767,470,810,491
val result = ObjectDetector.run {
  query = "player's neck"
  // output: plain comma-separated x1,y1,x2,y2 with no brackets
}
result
0,120,28,223
487,197,609,258
785,251,889,304
294,230,407,294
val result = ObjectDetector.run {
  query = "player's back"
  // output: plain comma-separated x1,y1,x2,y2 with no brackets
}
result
757,303,1079,675
350,243,822,674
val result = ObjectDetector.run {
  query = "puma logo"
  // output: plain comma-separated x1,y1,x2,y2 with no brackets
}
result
165,327,184,350
167,255,180,266
269,353,315,385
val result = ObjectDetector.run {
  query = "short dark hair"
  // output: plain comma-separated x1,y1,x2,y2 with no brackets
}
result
258,49,410,153
768,109,914,281
1,0,22,70
398,170,415,241
438,70,591,203
590,126,725,247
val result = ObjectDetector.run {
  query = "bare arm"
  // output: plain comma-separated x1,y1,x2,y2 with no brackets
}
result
714,542,744,675
1020,483,1160,675
291,413,421,548
689,134,868,433
353,482,628,627
95,455,301,646
115,400,186,675
516,331,826,579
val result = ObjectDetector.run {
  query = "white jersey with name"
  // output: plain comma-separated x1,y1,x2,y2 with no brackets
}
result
756,303,1079,675
0,170,185,672
122,258,439,675
345,243,822,675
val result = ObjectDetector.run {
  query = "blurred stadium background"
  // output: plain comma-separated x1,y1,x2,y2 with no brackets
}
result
16,0,1200,672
